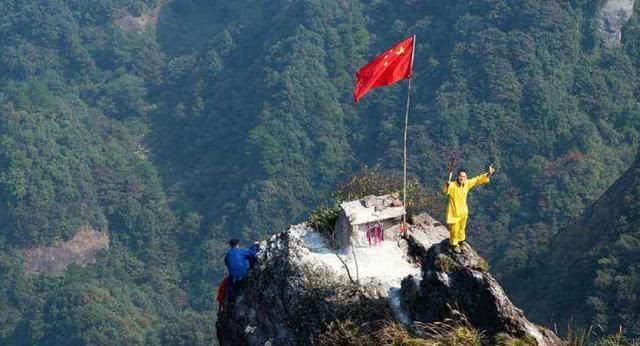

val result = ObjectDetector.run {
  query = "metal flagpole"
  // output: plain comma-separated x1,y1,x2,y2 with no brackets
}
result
402,34,416,231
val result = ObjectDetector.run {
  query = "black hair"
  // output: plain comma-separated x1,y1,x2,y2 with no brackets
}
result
458,169,467,175
229,239,240,247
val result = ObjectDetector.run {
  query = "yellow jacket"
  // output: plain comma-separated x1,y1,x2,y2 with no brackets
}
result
443,173,490,224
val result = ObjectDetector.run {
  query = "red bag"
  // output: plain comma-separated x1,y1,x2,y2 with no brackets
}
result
217,276,230,307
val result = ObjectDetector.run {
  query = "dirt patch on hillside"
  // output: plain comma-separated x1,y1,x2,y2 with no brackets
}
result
22,226,109,274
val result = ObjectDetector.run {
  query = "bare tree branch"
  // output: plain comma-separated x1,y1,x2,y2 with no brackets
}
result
315,224,360,287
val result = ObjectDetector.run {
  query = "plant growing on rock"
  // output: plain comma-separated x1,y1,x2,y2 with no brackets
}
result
435,254,459,273
308,202,341,239
337,167,444,218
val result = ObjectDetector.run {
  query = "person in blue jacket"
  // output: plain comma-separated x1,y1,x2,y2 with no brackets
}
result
224,239,260,301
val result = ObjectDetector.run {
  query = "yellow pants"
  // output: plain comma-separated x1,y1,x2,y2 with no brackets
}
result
448,216,468,246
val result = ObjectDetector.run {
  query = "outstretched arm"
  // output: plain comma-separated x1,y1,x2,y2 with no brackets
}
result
241,243,260,259
468,164,495,189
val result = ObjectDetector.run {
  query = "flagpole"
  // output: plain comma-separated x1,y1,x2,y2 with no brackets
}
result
402,34,416,231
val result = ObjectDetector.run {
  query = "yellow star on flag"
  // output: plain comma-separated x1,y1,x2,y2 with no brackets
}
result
353,35,415,103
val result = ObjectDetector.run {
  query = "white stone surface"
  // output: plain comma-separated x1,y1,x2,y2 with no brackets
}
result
290,224,418,288
340,198,405,226
288,221,448,326
289,224,447,288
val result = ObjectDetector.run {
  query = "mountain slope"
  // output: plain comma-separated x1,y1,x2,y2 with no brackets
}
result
2,0,640,343
512,153,640,336
0,1,216,344
150,0,640,265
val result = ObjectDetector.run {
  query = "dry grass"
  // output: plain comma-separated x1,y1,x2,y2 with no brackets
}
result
412,317,484,346
494,333,537,346
314,314,486,346
374,321,436,345
596,335,640,346
298,262,392,342
563,323,594,346
560,323,640,346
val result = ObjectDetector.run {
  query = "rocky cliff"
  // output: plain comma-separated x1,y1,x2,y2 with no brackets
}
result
216,215,561,345
598,0,635,48
400,237,561,346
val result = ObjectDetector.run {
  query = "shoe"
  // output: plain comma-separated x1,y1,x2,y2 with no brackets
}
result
450,245,461,253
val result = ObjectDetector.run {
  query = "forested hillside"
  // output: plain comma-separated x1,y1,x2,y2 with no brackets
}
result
151,0,640,334
0,1,214,344
152,0,640,262
512,152,640,337
1,0,640,343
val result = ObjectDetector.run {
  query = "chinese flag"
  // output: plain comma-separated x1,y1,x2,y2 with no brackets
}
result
354,35,415,103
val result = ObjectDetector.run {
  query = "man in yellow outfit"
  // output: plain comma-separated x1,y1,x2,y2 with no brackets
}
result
443,164,495,253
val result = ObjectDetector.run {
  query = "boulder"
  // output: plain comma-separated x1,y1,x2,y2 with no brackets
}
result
400,239,562,346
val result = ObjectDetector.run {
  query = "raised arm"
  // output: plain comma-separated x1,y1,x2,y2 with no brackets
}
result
467,173,490,189
467,164,495,190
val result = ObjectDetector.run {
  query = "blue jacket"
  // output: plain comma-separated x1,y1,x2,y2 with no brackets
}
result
225,244,259,281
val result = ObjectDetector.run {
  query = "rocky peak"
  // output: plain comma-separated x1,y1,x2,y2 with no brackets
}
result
598,0,635,48
216,211,561,345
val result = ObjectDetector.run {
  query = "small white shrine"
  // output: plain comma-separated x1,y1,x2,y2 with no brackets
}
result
334,194,406,248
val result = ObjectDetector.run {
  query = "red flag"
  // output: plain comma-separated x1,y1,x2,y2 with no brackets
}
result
354,35,415,103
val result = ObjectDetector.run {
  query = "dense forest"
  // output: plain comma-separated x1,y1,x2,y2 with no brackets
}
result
0,0,639,343
512,152,640,337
